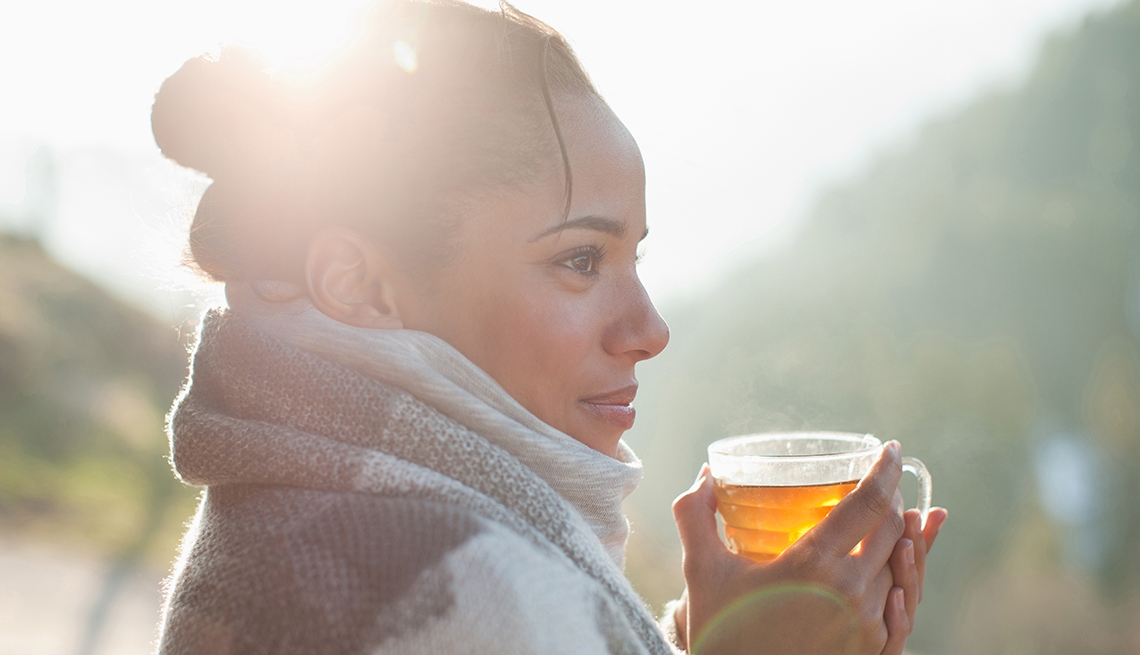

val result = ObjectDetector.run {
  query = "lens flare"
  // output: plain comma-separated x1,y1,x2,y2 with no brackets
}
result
229,2,365,74
393,40,418,73
693,583,856,655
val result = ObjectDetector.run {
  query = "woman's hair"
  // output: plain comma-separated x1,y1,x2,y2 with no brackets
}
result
152,0,599,283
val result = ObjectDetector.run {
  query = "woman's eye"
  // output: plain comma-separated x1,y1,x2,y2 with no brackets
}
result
569,253,595,272
559,247,603,275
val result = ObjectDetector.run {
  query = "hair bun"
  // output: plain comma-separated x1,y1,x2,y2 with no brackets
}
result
152,47,295,180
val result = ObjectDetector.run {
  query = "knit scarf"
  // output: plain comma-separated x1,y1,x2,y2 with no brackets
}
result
163,283,673,654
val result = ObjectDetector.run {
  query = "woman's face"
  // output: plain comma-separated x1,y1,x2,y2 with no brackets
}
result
397,96,669,456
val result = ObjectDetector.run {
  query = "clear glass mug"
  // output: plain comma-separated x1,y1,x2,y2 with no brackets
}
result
707,432,932,562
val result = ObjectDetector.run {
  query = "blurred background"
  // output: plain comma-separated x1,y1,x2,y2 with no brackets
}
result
1,0,1138,653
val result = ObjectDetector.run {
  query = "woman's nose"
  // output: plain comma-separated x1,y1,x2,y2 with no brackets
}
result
605,275,670,362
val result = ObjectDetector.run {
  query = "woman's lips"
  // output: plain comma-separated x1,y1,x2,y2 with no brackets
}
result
582,386,637,430
583,402,636,430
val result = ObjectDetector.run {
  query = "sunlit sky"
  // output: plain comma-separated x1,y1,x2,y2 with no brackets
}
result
0,0,1125,316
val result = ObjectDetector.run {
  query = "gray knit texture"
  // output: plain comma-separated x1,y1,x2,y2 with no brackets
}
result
157,296,677,655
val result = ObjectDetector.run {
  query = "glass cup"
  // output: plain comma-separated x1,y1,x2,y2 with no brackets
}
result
707,432,932,562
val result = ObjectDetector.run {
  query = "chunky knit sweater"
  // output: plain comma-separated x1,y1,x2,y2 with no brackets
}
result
157,289,681,654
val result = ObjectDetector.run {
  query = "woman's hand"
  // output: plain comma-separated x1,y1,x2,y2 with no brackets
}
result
670,442,946,655
889,503,949,639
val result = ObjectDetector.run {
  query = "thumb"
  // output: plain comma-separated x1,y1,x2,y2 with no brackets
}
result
805,441,903,559
673,464,730,564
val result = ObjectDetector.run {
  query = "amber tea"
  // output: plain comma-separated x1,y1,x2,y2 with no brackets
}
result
707,433,931,562
714,479,858,561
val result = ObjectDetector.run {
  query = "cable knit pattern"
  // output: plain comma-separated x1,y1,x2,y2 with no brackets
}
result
158,288,678,655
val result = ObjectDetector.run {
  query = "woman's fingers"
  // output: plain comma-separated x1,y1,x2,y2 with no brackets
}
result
889,537,917,630
672,464,730,574
808,442,904,559
922,507,949,554
901,510,926,604
673,464,759,652
880,587,909,655
853,489,907,574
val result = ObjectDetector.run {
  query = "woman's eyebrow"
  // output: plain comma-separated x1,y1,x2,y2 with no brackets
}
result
531,215,627,241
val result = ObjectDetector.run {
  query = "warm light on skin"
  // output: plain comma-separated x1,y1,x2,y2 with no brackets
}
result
229,2,367,74
387,95,670,456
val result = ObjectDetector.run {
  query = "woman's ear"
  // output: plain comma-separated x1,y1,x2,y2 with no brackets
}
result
305,227,405,329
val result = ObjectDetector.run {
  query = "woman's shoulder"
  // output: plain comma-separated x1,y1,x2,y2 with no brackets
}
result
160,484,639,654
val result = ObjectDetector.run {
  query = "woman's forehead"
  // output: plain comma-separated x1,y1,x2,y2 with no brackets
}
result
446,95,645,247
558,96,643,173
562,105,645,219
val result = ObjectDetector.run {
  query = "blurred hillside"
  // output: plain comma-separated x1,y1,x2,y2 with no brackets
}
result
624,1,1140,654
0,232,195,587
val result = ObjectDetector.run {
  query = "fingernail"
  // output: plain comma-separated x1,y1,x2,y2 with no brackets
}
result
690,464,710,490
894,588,905,611
887,440,901,454
904,539,914,564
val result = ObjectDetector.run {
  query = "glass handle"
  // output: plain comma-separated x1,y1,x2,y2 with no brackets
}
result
902,456,932,529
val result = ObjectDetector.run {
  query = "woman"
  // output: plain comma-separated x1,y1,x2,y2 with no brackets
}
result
153,1,947,653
